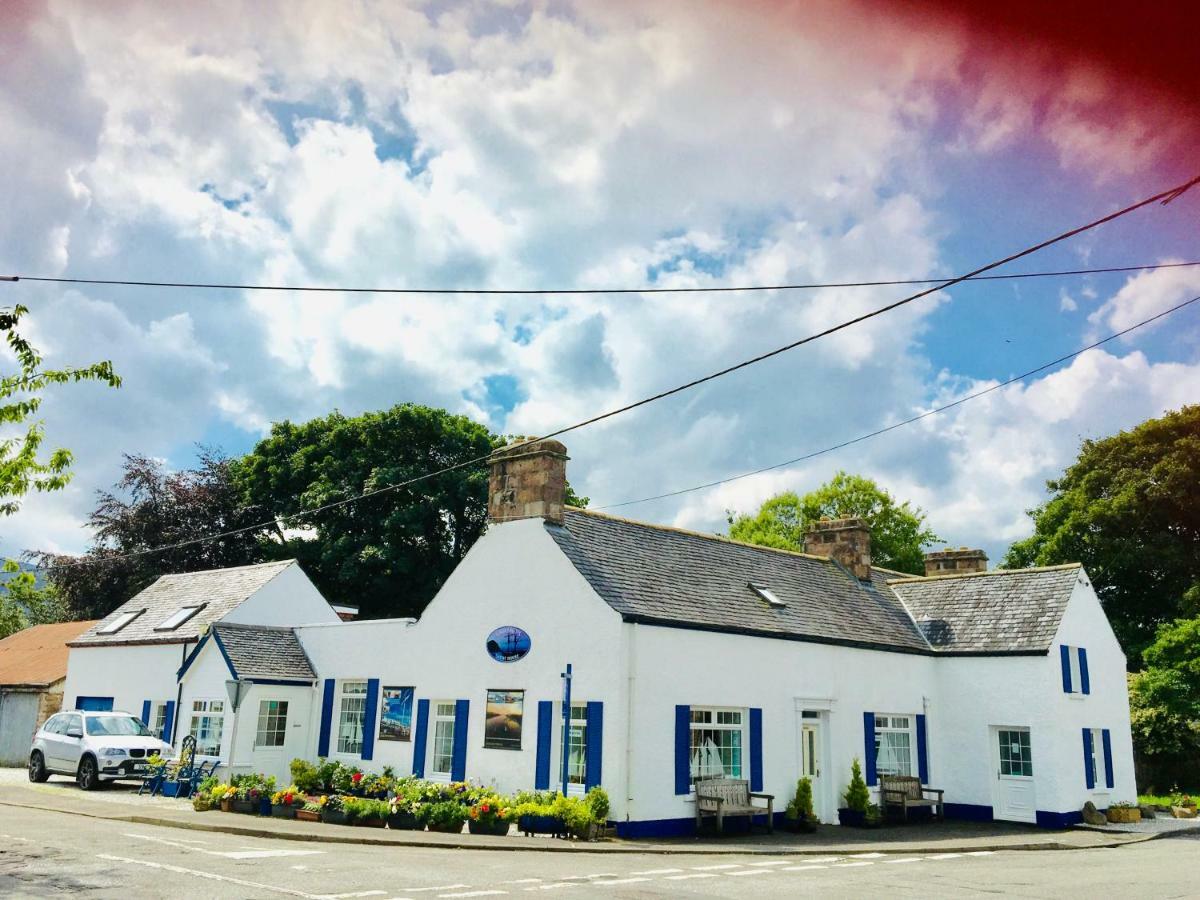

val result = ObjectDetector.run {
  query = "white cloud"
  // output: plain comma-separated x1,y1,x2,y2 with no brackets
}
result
1088,262,1200,339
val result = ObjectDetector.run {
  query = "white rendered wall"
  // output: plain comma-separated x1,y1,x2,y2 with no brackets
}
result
295,518,629,811
63,642,191,723
222,563,340,627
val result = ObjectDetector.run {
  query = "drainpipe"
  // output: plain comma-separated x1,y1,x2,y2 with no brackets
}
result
623,623,637,824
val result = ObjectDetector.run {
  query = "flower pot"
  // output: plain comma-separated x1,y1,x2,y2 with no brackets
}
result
219,798,233,813
258,797,273,816
160,782,182,798
518,814,566,837
468,818,510,836
387,812,424,831
356,817,386,828
296,809,320,823
1105,807,1141,824
272,804,297,819
321,809,349,825
427,821,465,834
232,799,255,815
568,822,601,842
1172,806,1198,819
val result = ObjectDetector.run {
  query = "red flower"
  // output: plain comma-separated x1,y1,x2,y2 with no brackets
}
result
352,772,363,784
480,803,490,813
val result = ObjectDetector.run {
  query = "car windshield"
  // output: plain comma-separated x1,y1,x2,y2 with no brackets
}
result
85,715,153,737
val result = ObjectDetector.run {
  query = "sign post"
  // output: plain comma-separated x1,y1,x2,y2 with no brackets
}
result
560,663,573,796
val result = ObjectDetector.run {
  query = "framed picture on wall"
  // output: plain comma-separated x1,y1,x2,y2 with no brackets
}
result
484,689,524,750
379,686,414,741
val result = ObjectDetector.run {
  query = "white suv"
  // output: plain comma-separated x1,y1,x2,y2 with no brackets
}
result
28,710,174,791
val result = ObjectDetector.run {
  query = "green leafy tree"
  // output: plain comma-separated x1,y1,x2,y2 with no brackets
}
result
236,404,500,620
1003,405,1200,662
1,304,120,516
0,561,67,640
728,471,940,574
1127,616,1200,785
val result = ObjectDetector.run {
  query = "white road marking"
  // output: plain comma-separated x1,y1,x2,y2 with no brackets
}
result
123,832,321,860
926,853,964,859
791,856,841,863
557,875,617,881
522,884,577,891
853,852,885,858
884,858,923,864
439,892,507,898
402,889,470,894
320,893,388,899
966,851,995,856
725,869,777,877
630,868,682,875
780,865,828,872
747,860,791,866
97,854,324,899
690,864,742,870
498,880,542,885
664,873,719,881
591,878,650,886
833,861,874,868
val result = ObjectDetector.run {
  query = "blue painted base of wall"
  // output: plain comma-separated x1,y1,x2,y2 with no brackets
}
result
616,813,779,839
1036,810,1083,828
944,802,994,822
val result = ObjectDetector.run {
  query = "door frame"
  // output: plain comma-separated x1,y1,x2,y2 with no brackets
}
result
989,725,1037,823
794,698,834,823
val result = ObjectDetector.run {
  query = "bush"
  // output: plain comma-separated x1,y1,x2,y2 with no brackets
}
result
426,801,468,831
842,759,870,813
586,786,610,822
290,759,321,794
786,777,814,820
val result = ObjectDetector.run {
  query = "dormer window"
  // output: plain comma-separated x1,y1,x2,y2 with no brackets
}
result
154,604,206,632
748,582,786,608
97,609,145,635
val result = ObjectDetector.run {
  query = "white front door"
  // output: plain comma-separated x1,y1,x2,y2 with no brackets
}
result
800,719,823,820
991,726,1036,823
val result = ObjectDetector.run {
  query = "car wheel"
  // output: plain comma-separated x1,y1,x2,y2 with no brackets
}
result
28,751,49,783
77,755,100,791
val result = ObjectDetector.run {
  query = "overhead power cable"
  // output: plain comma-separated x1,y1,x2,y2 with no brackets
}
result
594,294,1200,511
36,172,1200,569
2,260,1199,296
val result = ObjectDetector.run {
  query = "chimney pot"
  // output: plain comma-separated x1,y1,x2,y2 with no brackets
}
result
923,547,988,577
803,516,872,581
488,439,569,525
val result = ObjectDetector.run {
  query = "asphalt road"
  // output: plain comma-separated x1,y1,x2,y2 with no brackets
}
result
1,803,1197,899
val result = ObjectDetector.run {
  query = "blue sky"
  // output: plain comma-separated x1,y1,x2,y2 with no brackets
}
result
1,0,1197,566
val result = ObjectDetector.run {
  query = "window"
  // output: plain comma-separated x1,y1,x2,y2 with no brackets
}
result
566,703,588,787
42,714,65,735
62,714,82,737
689,708,744,783
255,700,289,748
874,714,914,777
152,702,169,739
86,715,152,737
998,728,1033,777
431,701,457,777
154,604,205,631
97,608,145,635
189,699,225,757
1061,645,1089,694
1087,728,1109,789
336,681,367,755
748,582,786,608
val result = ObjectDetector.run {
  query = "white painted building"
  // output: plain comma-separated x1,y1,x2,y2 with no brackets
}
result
70,441,1137,835
63,560,340,746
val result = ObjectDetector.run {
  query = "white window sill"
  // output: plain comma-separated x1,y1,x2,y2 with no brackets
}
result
1067,694,1086,701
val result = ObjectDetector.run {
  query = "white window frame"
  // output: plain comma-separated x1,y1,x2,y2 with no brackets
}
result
336,681,367,756
874,714,916,778
151,701,169,739
153,603,206,632
565,702,588,791
688,706,746,788
189,698,225,757
255,699,289,748
1067,646,1083,695
1089,728,1109,790
429,700,457,780
97,608,145,635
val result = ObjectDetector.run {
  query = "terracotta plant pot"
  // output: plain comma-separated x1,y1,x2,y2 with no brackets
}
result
296,809,320,823
219,798,233,813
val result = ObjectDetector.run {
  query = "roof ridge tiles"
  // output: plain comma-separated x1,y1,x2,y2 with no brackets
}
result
887,563,1081,585
157,559,295,579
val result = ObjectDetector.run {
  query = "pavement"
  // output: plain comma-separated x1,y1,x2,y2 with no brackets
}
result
0,768,1172,855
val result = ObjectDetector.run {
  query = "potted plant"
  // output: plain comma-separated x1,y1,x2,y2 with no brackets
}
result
387,789,426,831
272,786,302,819
784,777,818,833
467,795,510,836
290,759,322,795
192,790,213,812
211,784,233,812
426,800,468,834
1171,793,1198,819
514,795,567,837
355,798,389,828
1105,801,1141,824
320,794,349,825
838,759,873,828
297,800,322,823
231,778,256,815
586,787,611,838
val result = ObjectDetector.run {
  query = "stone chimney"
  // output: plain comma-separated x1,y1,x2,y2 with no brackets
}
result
803,517,872,581
487,439,569,525
924,547,988,577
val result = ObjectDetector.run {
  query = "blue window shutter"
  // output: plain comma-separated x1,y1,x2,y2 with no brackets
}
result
535,701,553,790
317,678,336,758
451,699,470,782
361,679,380,761
916,714,929,784
162,700,175,743
1082,728,1095,789
141,700,152,727
412,699,430,777
1078,648,1090,695
749,708,763,792
1060,645,1073,693
1102,729,1114,789
863,712,878,787
674,705,691,795
585,701,604,792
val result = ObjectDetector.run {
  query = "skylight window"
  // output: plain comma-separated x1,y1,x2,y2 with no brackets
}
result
97,609,145,635
154,604,206,632
748,582,786,608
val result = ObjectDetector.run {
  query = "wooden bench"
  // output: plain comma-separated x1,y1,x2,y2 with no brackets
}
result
694,778,774,834
880,774,944,822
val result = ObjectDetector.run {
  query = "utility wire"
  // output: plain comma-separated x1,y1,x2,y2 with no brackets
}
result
36,173,1200,568
594,294,1200,511
3,260,1199,296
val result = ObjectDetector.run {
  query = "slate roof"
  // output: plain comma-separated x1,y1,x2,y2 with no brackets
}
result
210,622,316,682
70,560,297,647
547,509,932,654
0,620,100,687
888,565,1082,653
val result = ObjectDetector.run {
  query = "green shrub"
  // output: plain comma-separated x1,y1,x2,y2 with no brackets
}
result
843,759,870,813
315,758,340,792
290,759,321,794
586,786,610,822
426,801,468,831
786,777,814,820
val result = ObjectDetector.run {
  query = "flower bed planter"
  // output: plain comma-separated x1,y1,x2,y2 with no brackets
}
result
356,817,386,828
321,809,349,826
1105,807,1141,824
296,809,320,823
272,804,297,819
387,812,424,831
468,819,510,836
427,822,465,834
1172,806,1198,819
518,814,566,838
231,799,256,815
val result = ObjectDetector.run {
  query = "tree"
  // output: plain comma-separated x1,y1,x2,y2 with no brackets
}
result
728,471,940,574
1,303,120,516
236,404,500,620
38,450,270,619
0,562,66,640
1003,405,1200,663
1127,616,1200,788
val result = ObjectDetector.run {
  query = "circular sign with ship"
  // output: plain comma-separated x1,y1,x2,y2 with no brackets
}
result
486,626,532,662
